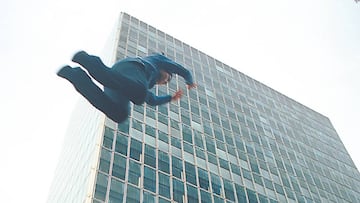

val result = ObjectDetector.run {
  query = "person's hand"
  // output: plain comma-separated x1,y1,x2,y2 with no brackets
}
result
187,83,197,89
171,90,183,101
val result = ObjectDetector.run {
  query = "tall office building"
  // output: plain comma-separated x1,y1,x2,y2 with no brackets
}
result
48,12,360,203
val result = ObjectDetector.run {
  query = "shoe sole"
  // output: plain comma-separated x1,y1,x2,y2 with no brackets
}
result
71,51,88,63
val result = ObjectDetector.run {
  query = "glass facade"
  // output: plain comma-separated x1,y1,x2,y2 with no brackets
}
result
49,12,360,203
47,99,105,203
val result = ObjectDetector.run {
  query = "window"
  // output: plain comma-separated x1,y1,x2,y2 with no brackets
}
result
126,184,140,203
103,127,114,149
264,178,274,191
145,124,156,138
270,166,279,176
194,131,204,149
172,156,183,179
94,173,108,201
170,119,180,130
258,194,268,203
214,128,224,142
159,197,171,203
207,153,218,166
223,178,235,201
128,159,141,186
290,177,301,192
99,148,111,173
246,145,255,156
195,148,206,159
158,139,169,153
132,118,143,132
213,195,225,203
146,107,156,119
173,178,184,203
187,184,199,202
280,173,291,188
109,178,124,203
230,163,241,176
112,154,126,180
285,187,296,200
200,190,211,203
274,183,285,195
211,173,222,196
158,172,170,198
235,184,247,202
115,133,128,156
235,140,245,152
250,159,260,174
185,162,197,185
158,130,169,143
144,166,156,193
219,157,229,170
130,139,142,161
180,99,189,110
118,119,129,134
224,134,234,146
203,125,212,137
158,150,170,174
205,138,216,154
246,188,258,203
182,125,193,144
211,113,220,125
205,88,215,98
201,108,210,121
143,191,156,203
197,168,209,190
242,168,253,181
144,144,156,168
221,118,231,130
183,142,193,154
190,102,200,115
253,173,263,186
171,137,182,149
216,140,226,151
158,113,168,125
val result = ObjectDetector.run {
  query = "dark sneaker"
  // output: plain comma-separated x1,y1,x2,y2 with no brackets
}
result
71,50,89,64
57,66,90,83
57,65,73,80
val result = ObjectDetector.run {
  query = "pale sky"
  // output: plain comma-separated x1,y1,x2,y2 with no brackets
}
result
1,0,359,202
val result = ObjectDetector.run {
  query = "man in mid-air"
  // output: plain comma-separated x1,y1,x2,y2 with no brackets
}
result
57,50,197,123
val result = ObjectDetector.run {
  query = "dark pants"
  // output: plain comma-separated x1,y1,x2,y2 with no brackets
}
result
67,52,148,123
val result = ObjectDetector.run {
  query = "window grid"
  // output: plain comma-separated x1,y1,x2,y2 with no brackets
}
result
91,12,360,203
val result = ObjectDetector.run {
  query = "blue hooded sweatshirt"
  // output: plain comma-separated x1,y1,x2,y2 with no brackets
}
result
121,54,194,106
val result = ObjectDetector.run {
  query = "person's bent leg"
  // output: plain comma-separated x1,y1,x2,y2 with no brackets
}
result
104,87,131,122
72,51,148,105
71,51,119,88
57,65,129,123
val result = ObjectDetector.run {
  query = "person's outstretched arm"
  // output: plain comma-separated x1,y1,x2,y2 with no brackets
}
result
159,55,196,86
145,90,183,106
